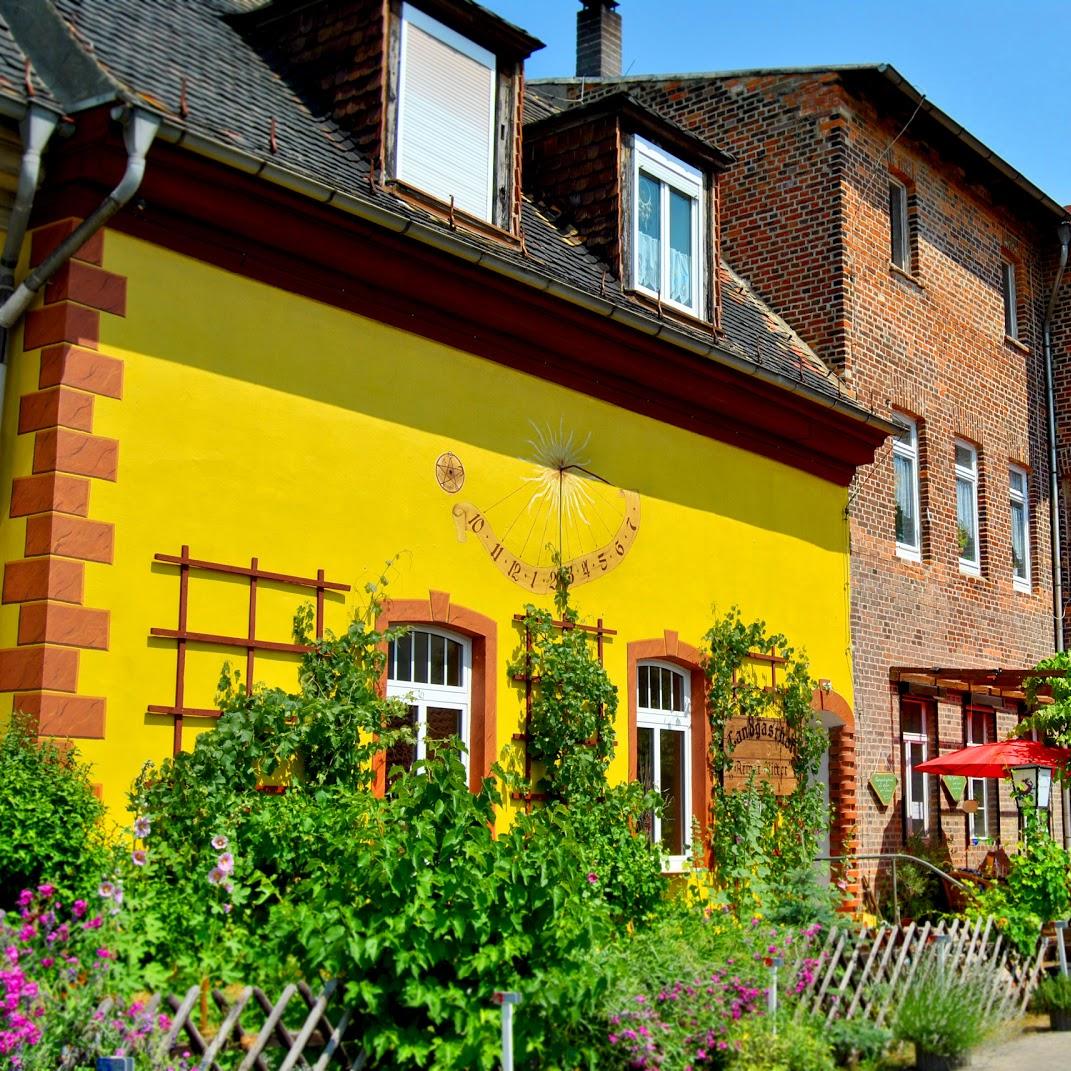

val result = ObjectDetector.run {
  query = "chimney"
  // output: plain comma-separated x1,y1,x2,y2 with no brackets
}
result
576,0,621,78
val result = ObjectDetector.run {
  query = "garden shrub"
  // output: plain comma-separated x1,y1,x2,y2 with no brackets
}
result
0,715,107,907
1032,973,1071,1013
822,1017,892,1067
892,966,995,1060
886,830,951,921
727,1015,835,1071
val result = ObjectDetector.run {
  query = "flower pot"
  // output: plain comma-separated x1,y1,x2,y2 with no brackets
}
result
916,1049,969,1071
1051,1008,1071,1031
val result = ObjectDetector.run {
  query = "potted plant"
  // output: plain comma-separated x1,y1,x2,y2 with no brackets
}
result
1033,974,1071,1031
893,969,994,1070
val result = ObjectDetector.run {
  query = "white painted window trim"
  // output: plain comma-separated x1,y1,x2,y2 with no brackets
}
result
1002,261,1019,340
965,708,993,843
396,3,496,222
903,707,930,835
632,136,705,317
956,440,981,576
1010,465,1031,593
889,178,910,271
387,626,472,780
636,659,692,869
892,414,922,562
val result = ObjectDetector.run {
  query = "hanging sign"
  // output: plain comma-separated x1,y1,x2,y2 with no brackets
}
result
869,771,898,807
942,775,968,803
723,717,798,795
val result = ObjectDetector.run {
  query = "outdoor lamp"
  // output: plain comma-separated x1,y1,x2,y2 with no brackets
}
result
1010,764,1053,811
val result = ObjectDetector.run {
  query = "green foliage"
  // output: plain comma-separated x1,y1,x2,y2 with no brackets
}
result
1022,651,1071,762
727,1015,836,1071
514,600,618,803
279,745,616,1070
1032,973,1071,1013
968,816,1071,957
887,831,950,921
0,714,107,907
892,965,995,1059
704,609,831,914
822,1017,892,1067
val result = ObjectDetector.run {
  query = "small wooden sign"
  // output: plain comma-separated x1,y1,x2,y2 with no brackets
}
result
869,771,898,807
942,775,967,802
723,716,798,795
960,798,979,814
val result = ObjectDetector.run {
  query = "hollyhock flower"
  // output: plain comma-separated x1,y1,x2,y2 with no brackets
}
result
131,850,147,867
207,868,224,886
217,853,234,875
98,881,115,899
133,816,151,838
211,835,228,851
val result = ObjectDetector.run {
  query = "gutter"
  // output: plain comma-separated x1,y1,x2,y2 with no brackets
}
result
153,119,897,441
0,102,61,448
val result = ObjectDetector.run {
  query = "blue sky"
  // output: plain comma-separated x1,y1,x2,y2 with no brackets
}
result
491,0,1071,207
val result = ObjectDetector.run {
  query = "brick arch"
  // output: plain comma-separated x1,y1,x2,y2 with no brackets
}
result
627,631,711,848
377,590,496,793
812,686,860,910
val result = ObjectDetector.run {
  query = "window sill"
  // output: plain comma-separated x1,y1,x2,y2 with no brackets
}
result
889,262,924,289
958,562,982,579
386,179,521,248
896,545,922,564
625,287,714,330
1004,334,1031,355
661,855,694,875
1013,580,1032,595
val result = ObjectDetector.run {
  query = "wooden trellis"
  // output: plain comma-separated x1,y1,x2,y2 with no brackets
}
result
90,981,364,1070
148,546,350,754
798,916,1047,1027
509,610,616,808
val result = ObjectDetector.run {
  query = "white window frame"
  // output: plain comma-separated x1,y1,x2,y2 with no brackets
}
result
1002,261,1019,340
955,440,981,576
889,178,910,271
1010,465,1031,592
892,414,922,562
636,660,692,868
965,707,994,843
395,4,496,222
903,705,930,836
632,136,705,317
386,626,472,780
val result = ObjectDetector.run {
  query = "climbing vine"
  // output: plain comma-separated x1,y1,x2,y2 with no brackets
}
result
703,608,833,919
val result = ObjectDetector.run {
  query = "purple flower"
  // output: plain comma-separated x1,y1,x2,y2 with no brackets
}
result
15,890,32,910
586,872,598,885
207,868,224,886
72,900,87,919
40,957,54,968
35,884,54,899
211,835,228,851
131,850,147,867
217,853,234,875
96,947,112,959
134,816,151,838
98,881,115,899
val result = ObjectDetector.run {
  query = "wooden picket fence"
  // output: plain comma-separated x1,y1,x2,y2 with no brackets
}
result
798,915,1048,1027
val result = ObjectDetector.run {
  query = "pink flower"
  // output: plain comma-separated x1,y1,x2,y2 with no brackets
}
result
35,884,54,899
98,881,115,899
131,850,147,867
15,890,32,909
96,947,112,959
134,816,151,838
207,868,224,886
217,853,234,875
40,957,54,968
72,900,87,919
84,916,103,930
211,835,228,851
586,872,598,884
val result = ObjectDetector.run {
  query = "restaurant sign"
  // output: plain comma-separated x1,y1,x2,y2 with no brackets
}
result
723,716,798,795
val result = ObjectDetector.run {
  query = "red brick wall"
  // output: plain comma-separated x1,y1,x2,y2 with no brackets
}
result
539,72,1065,867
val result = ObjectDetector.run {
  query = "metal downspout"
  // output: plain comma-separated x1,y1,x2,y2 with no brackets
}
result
0,103,60,443
1043,219,1070,848
0,107,159,334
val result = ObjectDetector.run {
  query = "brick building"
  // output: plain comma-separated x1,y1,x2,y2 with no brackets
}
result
536,4,1071,876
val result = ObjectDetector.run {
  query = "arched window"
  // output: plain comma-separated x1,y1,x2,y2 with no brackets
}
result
386,628,472,780
636,660,692,862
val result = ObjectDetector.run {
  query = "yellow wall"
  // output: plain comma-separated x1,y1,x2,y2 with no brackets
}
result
0,231,853,818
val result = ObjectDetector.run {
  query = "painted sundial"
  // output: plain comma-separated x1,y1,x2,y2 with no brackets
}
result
443,423,640,594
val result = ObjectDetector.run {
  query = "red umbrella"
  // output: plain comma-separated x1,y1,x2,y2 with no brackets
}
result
915,739,1071,778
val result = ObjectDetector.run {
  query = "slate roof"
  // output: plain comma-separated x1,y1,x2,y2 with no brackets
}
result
9,0,865,412
0,15,60,110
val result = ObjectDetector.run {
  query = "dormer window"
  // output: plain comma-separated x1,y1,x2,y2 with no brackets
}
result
395,5,496,221
633,137,704,317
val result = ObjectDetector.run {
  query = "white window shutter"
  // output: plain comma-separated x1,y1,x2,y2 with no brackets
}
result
397,7,495,221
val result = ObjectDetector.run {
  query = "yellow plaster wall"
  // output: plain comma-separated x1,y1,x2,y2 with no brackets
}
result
0,231,854,818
